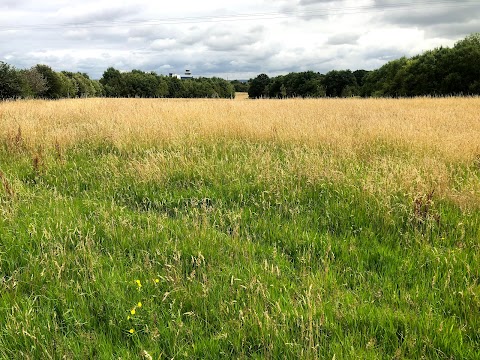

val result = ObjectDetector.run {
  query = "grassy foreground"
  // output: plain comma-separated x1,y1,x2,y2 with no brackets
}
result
0,98,479,359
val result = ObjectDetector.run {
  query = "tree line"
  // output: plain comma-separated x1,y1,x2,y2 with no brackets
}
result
248,33,480,98
1,33,478,100
0,65,235,100
0,64,104,100
100,68,234,98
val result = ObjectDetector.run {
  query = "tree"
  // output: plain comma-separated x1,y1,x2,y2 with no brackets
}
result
324,70,358,97
34,64,63,99
295,71,324,97
248,73,270,98
353,70,369,88
100,67,125,97
19,67,48,98
166,77,185,98
362,57,408,97
156,77,169,97
91,80,105,97
449,33,480,94
231,80,249,93
0,62,22,99
57,72,77,98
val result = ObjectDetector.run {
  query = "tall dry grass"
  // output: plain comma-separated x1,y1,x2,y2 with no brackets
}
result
1,97,479,207
1,97,479,159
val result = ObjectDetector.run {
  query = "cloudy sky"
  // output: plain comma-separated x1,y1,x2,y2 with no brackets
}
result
1,0,479,79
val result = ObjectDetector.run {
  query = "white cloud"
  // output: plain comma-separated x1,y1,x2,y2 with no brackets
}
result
0,0,477,79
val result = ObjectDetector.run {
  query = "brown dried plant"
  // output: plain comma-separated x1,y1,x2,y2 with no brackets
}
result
413,189,440,229
0,170,15,199
32,147,44,177
54,139,63,162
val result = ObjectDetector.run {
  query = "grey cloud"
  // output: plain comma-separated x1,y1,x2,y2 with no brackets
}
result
203,26,264,51
0,0,31,9
362,46,409,62
373,0,480,27
425,20,480,39
57,5,140,25
299,0,338,5
327,33,360,45
63,28,129,43
135,36,281,77
173,25,264,51
150,38,178,50
128,25,179,41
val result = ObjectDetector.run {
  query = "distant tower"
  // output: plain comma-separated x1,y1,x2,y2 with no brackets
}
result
181,69,193,80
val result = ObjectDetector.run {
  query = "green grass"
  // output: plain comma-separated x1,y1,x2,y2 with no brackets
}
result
1,139,479,359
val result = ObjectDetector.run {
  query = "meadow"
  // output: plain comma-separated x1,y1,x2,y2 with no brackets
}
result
0,96,479,359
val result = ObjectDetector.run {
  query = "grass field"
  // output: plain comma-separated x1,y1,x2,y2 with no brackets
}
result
0,97,479,359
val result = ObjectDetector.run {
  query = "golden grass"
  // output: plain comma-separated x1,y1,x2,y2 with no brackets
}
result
1,97,479,207
1,97,479,159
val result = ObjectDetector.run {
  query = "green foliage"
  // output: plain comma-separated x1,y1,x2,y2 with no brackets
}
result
324,70,359,97
100,67,125,97
230,80,249,93
249,70,358,99
57,72,76,98
59,71,103,98
353,69,370,88
0,139,479,358
248,73,270,98
362,33,480,97
34,64,64,99
362,57,409,97
0,62,22,99
98,69,234,99
18,67,49,98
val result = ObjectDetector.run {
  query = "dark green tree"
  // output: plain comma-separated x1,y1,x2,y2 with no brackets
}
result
353,70,369,88
450,33,480,94
248,73,270,98
230,80,249,93
100,67,125,97
362,57,408,97
34,64,64,99
324,70,358,97
0,62,22,99
18,67,48,98
166,77,185,98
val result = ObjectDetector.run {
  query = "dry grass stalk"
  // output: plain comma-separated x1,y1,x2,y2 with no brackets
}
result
15,126,22,146
54,139,63,162
0,170,15,198
413,189,440,228
31,146,44,177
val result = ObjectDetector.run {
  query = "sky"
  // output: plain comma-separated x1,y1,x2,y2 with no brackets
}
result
0,0,479,79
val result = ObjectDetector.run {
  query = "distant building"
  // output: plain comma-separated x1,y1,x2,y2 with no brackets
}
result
181,69,193,80
168,73,181,79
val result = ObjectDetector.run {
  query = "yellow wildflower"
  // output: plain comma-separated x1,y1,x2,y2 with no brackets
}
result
154,278,160,283
130,308,136,315
129,328,135,334
135,279,142,288
137,302,142,308
127,315,131,320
